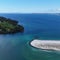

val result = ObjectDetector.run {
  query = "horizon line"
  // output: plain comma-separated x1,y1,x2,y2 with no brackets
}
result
0,12,60,14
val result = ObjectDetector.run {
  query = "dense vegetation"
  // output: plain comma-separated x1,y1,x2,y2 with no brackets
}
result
0,17,24,34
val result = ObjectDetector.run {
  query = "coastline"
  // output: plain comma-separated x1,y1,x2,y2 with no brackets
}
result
30,39,60,51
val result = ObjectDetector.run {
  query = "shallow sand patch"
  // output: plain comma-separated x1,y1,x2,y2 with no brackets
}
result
30,39,60,51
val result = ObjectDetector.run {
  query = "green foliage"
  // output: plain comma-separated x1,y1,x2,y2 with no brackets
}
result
0,17,24,34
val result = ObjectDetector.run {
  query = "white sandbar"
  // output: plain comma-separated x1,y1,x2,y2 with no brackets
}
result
30,39,60,51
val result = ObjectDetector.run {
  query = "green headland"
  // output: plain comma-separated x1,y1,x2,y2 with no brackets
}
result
0,17,24,34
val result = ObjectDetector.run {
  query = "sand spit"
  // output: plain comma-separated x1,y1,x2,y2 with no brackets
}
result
30,40,60,51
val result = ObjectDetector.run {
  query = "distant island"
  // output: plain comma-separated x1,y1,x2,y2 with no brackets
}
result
0,17,24,34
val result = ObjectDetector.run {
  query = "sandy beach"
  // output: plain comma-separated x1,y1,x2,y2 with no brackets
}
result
30,39,60,50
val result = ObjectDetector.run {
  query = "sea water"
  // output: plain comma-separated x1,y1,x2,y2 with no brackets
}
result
0,13,60,60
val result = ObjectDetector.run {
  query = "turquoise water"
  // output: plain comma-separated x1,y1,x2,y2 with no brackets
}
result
0,13,60,60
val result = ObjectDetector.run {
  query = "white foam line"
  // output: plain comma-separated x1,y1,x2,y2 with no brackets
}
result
30,39,60,51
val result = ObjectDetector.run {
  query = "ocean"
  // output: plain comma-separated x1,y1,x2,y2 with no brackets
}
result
0,13,60,60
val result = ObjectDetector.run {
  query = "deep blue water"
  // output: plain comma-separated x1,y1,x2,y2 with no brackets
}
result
0,13,60,60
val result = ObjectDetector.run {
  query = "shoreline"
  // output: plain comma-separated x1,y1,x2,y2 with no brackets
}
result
30,39,60,51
